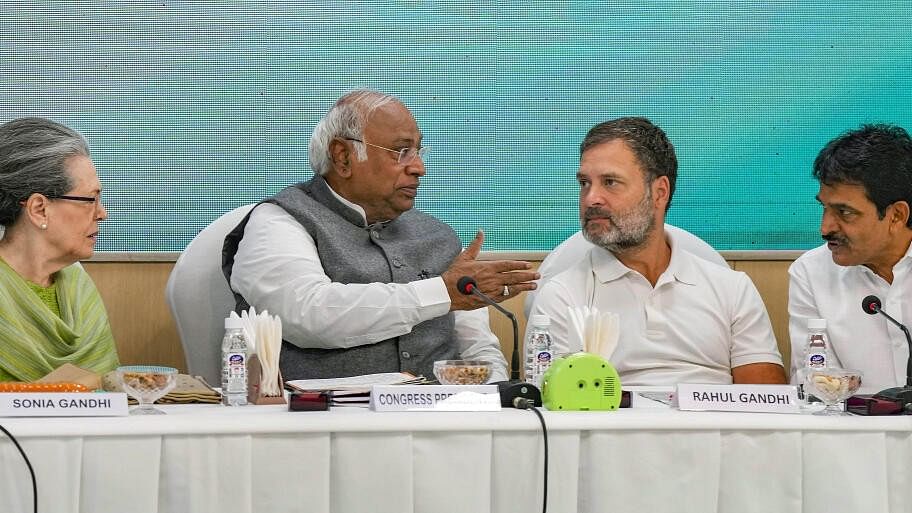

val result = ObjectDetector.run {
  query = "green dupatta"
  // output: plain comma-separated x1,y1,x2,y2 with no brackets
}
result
0,259,120,381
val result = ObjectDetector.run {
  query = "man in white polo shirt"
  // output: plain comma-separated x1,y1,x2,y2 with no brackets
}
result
529,117,786,385
789,124,912,393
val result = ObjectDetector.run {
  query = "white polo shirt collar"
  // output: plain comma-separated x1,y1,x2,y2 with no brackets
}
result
589,232,700,288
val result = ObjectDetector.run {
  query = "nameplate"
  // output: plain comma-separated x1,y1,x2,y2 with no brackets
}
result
370,385,500,412
0,393,129,417
676,384,799,414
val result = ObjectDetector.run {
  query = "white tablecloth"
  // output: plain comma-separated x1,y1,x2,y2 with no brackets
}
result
2,403,912,513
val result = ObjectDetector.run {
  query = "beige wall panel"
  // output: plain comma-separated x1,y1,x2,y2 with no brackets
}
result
487,293,529,374
80,259,793,381
82,262,186,372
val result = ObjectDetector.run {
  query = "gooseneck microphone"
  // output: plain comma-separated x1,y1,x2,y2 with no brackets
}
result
863,295,912,405
457,276,520,380
457,276,542,408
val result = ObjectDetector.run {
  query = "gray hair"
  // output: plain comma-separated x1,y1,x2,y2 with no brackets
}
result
0,117,90,227
309,89,400,176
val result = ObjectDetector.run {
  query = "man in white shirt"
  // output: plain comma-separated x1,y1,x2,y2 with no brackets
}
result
223,90,538,381
529,117,786,385
789,124,912,394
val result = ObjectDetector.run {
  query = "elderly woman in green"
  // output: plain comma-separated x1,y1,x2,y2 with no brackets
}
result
0,117,119,381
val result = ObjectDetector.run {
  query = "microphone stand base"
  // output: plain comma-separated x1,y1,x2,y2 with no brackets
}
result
848,386,912,415
494,380,542,408
873,386,912,406
847,394,904,415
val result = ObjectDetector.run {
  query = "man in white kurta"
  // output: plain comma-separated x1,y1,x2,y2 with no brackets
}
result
789,244,912,393
528,116,786,385
231,199,513,381
224,90,539,381
788,124,912,394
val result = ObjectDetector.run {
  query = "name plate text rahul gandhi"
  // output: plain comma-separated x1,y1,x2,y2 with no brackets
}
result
677,384,799,414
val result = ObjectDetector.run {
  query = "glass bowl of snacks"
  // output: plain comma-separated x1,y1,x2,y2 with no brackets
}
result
117,365,178,415
806,368,862,415
433,360,493,385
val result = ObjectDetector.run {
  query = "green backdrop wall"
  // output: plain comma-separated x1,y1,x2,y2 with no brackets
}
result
2,2,910,251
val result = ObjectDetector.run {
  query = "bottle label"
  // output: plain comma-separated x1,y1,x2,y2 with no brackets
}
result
225,352,247,393
536,351,552,364
808,353,826,369
228,353,245,373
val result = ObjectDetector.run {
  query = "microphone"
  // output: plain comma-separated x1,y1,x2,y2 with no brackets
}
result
862,295,912,405
457,276,542,408
457,276,519,380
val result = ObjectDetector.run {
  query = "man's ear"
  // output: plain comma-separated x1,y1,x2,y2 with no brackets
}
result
652,175,671,210
889,200,910,231
329,138,353,178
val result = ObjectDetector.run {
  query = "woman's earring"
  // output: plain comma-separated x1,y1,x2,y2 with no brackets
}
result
40,223,48,230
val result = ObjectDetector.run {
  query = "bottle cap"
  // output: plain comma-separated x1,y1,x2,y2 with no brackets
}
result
529,314,551,327
225,316,244,329
807,318,827,330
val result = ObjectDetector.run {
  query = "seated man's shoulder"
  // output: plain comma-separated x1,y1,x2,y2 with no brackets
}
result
400,208,454,229
790,243,833,271
679,248,736,278
246,201,299,228
677,249,753,292
544,249,596,291
396,209,461,242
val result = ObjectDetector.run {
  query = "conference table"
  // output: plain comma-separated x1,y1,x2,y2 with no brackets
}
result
1,400,911,513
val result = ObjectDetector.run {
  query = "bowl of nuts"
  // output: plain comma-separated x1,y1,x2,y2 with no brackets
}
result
433,360,493,385
117,365,178,415
806,368,862,415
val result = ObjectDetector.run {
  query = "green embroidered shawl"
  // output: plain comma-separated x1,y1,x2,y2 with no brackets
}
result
0,259,120,381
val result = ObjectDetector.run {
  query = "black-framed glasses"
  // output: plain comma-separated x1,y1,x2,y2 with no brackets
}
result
53,194,102,205
344,137,428,165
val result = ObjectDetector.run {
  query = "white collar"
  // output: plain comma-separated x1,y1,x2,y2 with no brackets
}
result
325,183,369,225
589,231,698,287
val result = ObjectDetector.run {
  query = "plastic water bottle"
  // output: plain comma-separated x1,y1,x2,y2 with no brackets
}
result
805,318,828,371
798,318,828,408
525,314,554,386
221,316,249,406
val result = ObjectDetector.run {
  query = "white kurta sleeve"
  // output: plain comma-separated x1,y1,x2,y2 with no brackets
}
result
230,203,452,350
787,259,823,382
453,308,509,382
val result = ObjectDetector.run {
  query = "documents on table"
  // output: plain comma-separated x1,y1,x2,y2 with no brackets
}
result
286,372,426,407
286,372,424,392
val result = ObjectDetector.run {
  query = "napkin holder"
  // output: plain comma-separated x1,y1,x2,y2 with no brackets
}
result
247,354,286,405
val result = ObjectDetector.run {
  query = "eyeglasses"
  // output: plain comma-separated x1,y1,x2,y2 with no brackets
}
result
344,138,428,165
53,194,102,206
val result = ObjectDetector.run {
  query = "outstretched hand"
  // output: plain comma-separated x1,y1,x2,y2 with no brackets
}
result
442,230,539,311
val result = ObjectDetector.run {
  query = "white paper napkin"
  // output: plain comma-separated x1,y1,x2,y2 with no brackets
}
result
256,310,282,397
233,307,283,397
568,306,620,360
